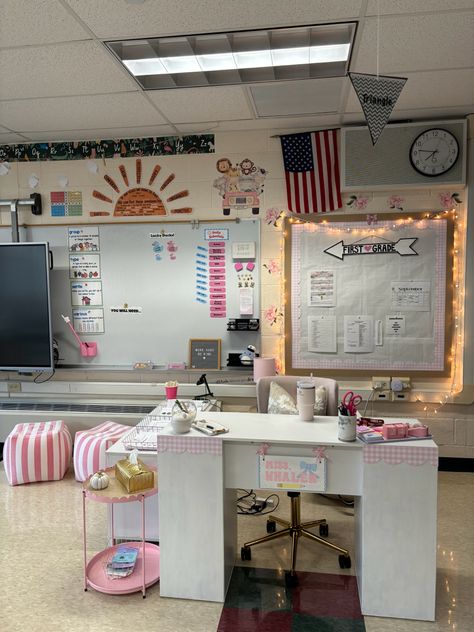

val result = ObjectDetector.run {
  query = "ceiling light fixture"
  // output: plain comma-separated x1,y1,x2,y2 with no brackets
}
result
107,23,356,89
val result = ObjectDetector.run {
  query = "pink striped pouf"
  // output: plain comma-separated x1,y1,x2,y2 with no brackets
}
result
4,420,72,486
73,421,130,482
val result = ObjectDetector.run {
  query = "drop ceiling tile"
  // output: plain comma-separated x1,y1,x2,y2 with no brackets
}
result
0,93,167,132
66,0,362,39
346,69,474,113
21,126,177,142
0,41,136,99
366,1,474,16
0,0,89,47
148,86,253,123
250,78,344,117
179,114,341,133
352,12,474,73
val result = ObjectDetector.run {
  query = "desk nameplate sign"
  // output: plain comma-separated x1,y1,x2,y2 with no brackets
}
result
258,455,327,492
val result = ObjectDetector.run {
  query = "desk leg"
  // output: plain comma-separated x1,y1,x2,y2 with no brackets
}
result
158,450,236,602
356,460,437,621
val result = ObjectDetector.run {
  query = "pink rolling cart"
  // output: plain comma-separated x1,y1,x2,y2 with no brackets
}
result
82,467,159,598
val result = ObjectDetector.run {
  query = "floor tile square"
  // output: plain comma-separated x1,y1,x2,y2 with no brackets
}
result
291,571,363,619
292,614,366,631
218,607,292,632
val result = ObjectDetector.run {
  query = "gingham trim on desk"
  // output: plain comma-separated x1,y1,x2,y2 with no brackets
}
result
363,444,438,467
156,435,222,455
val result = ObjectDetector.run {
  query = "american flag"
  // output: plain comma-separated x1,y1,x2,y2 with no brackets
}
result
280,129,342,214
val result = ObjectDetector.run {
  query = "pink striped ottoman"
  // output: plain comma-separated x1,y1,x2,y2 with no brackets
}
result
73,421,130,482
4,420,72,486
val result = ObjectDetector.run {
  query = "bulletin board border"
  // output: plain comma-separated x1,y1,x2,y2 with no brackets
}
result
284,212,454,378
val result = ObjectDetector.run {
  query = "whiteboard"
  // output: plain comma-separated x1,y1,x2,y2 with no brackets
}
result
285,215,452,376
1,221,260,367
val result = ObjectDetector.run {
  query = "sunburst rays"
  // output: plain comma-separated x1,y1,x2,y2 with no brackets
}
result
91,159,192,216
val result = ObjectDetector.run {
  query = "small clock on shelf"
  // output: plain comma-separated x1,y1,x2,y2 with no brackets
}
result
409,128,459,177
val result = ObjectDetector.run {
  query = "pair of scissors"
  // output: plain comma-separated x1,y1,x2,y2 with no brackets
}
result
341,391,362,415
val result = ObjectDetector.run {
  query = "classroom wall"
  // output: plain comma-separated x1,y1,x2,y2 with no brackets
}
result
1,125,473,457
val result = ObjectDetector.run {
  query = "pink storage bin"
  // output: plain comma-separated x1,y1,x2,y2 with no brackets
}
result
4,420,72,486
73,421,130,482
381,423,408,440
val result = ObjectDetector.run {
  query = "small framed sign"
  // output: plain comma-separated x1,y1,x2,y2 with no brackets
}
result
189,339,221,370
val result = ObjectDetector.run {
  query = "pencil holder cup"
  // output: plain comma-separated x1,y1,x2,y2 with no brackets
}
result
171,400,197,434
338,414,357,442
165,385,178,399
80,342,97,357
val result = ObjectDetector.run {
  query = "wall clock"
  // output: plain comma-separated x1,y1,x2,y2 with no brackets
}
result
409,128,459,177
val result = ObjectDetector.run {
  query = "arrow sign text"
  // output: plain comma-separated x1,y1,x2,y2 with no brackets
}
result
324,237,418,261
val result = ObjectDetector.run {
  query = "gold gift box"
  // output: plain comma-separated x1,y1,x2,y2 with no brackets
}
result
115,458,154,493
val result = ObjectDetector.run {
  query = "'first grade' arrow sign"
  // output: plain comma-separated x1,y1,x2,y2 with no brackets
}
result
324,238,418,261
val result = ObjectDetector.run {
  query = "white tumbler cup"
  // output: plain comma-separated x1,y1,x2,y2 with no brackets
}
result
297,381,315,421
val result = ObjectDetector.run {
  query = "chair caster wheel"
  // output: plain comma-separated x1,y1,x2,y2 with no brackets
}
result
319,523,329,537
241,546,251,561
285,571,298,586
339,554,351,569
266,520,276,533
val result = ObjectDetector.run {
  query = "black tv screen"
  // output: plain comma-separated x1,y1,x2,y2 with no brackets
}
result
0,242,53,371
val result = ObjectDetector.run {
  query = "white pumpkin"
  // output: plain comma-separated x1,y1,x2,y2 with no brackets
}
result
90,470,110,490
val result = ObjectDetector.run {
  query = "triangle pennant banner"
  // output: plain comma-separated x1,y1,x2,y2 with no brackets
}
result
349,72,407,145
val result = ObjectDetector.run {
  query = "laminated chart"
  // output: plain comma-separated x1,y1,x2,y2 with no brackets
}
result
51,191,83,217
196,245,208,305
208,241,226,318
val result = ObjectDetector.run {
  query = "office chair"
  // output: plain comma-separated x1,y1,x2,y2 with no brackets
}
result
241,376,351,581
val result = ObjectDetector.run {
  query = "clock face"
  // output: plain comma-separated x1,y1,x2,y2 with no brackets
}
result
410,128,459,176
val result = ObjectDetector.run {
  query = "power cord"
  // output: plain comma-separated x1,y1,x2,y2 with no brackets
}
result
237,489,280,516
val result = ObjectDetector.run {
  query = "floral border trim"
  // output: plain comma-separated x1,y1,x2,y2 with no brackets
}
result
0,134,215,162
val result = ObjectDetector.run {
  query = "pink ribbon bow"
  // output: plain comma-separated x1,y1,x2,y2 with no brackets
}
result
256,442,271,456
366,214,378,225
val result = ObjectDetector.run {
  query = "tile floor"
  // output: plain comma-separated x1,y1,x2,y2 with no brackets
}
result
1,465,473,632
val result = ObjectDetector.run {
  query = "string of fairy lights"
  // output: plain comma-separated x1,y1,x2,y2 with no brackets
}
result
274,207,465,412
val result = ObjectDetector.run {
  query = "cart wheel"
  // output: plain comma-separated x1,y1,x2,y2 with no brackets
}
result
339,554,351,569
319,523,329,537
223,208,230,216
252,207,259,215
266,520,277,533
241,546,251,561
143,594,146,599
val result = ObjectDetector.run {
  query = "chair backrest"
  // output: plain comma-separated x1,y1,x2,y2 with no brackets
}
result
256,376,339,416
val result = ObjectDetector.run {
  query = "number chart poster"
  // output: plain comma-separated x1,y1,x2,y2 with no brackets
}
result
289,217,449,373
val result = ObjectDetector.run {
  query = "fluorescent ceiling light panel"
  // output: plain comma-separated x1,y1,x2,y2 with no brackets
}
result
310,44,350,63
233,50,273,69
160,55,201,73
196,53,236,71
123,58,167,76
108,22,356,88
271,47,309,66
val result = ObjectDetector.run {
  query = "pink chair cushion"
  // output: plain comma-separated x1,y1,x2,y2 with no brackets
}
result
73,421,130,482
4,420,72,486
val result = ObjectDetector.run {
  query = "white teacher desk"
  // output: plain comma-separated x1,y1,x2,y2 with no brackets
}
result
108,412,438,621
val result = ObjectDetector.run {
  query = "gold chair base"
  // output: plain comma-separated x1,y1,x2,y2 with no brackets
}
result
242,494,350,575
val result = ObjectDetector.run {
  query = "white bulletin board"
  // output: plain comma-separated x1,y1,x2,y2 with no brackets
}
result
285,214,453,376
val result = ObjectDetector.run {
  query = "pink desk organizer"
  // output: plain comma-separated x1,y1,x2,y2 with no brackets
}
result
80,342,98,357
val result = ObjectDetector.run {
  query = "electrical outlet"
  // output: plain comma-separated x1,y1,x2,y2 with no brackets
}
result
7,382,22,393
392,391,410,401
372,376,391,391
374,389,391,401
